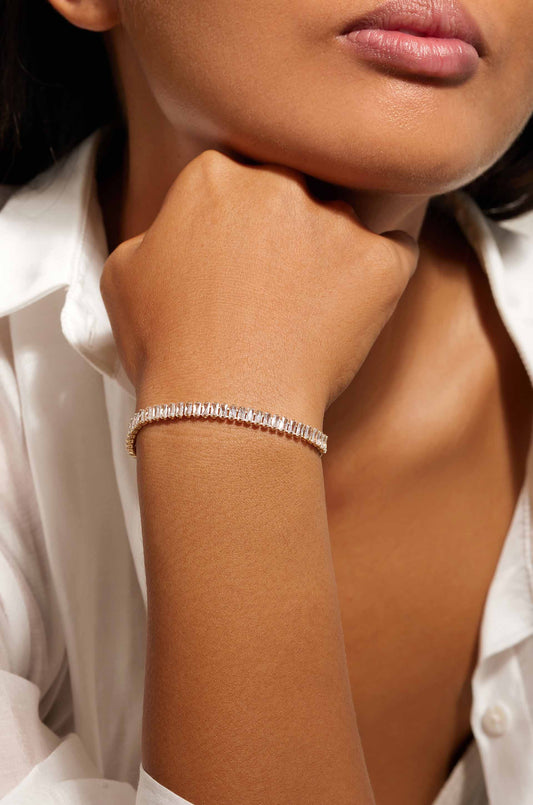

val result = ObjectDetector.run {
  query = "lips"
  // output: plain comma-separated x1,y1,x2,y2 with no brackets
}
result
339,0,486,56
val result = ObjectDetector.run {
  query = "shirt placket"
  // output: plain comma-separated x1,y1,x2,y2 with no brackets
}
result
472,646,533,804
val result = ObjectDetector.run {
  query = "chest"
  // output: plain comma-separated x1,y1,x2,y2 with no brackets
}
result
322,293,533,804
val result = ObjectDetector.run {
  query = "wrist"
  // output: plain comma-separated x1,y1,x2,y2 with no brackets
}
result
135,370,327,432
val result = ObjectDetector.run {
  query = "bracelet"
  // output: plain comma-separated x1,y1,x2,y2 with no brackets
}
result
126,401,328,457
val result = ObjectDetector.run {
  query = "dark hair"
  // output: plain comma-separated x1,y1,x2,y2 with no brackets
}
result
1,0,532,221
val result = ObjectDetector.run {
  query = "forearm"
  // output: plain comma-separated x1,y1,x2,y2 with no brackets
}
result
136,405,375,805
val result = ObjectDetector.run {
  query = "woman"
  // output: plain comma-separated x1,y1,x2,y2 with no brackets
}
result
0,0,532,803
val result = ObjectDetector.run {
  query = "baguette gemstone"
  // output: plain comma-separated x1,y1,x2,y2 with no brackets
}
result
126,401,327,457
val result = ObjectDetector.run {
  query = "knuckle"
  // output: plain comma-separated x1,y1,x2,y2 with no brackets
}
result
188,148,234,180
367,239,411,302
327,200,356,216
374,236,403,270
197,148,229,170
175,149,240,200
99,236,143,296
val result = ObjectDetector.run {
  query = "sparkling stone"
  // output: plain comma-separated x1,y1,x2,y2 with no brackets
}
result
303,425,310,439
228,405,236,419
237,407,245,421
246,408,254,423
178,402,185,416
285,419,293,433
294,422,302,436
214,403,222,417
276,417,285,431
268,414,278,428
206,402,214,417
311,428,317,442
254,410,263,425
185,402,193,416
169,403,176,417
261,412,270,427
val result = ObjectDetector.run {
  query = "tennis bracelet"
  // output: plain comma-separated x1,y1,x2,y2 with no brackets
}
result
126,401,328,457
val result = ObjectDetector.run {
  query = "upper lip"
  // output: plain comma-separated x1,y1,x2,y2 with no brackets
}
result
340,0,486,56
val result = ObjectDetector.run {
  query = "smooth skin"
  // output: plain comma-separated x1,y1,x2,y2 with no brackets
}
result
49,0,533,803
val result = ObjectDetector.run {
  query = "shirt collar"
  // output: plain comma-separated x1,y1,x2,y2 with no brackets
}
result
1,130,533,662
0,127,134,396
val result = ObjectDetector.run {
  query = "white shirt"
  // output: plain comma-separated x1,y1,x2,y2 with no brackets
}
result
0,127,532,805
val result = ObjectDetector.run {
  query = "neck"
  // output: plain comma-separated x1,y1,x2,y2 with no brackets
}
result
97,116,431,255
99,30,432,247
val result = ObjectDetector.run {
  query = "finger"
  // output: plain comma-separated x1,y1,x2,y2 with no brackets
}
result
380,229,420,278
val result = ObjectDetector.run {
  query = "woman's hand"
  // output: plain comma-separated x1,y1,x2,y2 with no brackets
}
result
101,148,419,422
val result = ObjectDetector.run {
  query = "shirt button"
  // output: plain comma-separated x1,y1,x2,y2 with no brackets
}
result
481,703,511,737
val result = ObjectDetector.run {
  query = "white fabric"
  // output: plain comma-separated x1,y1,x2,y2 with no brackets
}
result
431,737,487,805
0,127,532,805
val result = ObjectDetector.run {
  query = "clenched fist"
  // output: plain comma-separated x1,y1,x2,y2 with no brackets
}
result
100,149,419,426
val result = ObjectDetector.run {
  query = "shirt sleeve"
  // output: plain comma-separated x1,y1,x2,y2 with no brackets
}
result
0,314,195,805
136,767,195,805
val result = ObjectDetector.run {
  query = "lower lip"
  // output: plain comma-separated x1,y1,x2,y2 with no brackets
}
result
342,29,480,79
